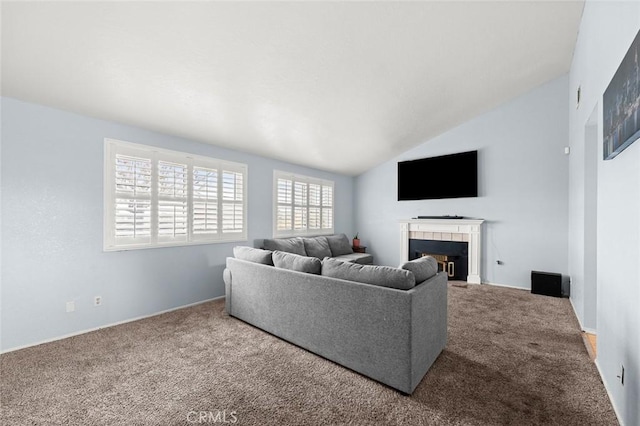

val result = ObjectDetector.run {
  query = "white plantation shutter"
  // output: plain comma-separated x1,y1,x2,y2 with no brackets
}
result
277,178,293,231
277,206,292,231
104,139,247,250
115,198,151,238
308,184,321,230
157,161,188,241
273,171,334,237
321,185,333,230
293,181,307,230
114,155,152,241
193,167,218,236
158,200,187,239
115,155,152,195
222,171,244,234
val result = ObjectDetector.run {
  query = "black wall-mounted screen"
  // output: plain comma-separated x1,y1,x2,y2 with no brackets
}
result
398,150,478,200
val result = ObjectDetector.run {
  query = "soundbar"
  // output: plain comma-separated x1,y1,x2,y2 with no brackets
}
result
415,215,467,220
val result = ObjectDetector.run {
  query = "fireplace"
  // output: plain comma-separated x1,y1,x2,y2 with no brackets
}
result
409,239,468,281
400,218,484,284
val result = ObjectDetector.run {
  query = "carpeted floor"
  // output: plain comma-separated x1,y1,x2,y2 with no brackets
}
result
1,285,618,425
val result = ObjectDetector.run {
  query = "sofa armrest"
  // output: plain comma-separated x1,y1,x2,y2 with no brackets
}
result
223,266,232,314
408,271,448,392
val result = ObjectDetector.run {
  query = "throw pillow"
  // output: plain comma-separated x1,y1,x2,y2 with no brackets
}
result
273,251,322,275
263,238,307,256
233,246,274,266
399,256,438,283
326,234,354,256
321,257,415,290
303,236,332,259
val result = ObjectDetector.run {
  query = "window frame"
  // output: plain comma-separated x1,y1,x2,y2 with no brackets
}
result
104,138,248,251
273,170,334,238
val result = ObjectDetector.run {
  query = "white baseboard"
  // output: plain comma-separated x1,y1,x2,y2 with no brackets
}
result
0,296,224,355
595,359,625,426
569,297,582,327
569,301,623,423
482,281,528,291
568,296,597,334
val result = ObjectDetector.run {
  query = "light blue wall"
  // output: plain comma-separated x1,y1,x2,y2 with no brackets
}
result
0,97,354,351
568,2,640,424
355,75,569,288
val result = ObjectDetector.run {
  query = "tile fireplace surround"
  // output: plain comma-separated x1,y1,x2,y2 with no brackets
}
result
400,218,484,284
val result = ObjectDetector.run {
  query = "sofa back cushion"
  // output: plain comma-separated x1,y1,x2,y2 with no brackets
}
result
321,258,415,290
233,246,274,266
399,256,438,283
263,237,307,256
273,251,321,275
303,236,332,259
326,234,354,256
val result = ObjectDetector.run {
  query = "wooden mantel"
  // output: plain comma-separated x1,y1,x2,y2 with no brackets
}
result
400,218,484,284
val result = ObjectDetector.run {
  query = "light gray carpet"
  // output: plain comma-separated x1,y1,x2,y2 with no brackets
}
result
1,285,618,425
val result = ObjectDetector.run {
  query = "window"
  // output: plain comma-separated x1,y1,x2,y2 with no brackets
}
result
104,139,247,250
274,171,334,237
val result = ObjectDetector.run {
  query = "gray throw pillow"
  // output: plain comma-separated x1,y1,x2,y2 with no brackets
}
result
273,251,321,275
326,234,353,256
303,236,332,259
399,256,438,283
263,238,307,256
321,257,415,290
233,246,274,266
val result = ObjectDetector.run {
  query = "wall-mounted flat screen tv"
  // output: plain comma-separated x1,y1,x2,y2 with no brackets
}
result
398,150,478,200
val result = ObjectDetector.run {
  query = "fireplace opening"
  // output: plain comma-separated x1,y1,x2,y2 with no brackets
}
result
409,239,468,281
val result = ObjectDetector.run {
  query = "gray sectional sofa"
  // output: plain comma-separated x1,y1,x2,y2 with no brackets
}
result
262,234,373,265
223,245,448,394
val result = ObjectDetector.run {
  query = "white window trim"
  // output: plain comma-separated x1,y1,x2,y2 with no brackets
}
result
273,170,334,238
104,138,248,251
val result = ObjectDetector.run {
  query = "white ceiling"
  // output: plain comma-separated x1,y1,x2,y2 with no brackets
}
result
1,1,584,176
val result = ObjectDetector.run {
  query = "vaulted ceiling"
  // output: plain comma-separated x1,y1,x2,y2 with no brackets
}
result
1,1,584,175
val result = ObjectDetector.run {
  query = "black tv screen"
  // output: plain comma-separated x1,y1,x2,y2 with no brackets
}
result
398,151,478,200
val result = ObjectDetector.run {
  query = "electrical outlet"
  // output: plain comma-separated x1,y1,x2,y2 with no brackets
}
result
620,365,625,385
66,301,75,313
94,296,102,306
616,365,625,385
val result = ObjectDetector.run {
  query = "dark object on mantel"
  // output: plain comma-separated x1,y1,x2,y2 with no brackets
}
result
415,215,467,220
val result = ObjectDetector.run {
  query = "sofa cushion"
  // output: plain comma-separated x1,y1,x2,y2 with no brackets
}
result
303,236,332,259
263,237,307,256
332,252,374,265
399,256,438,283
326,234,354,256
322,258,415,290
233,246,274,266
273,251,321,275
